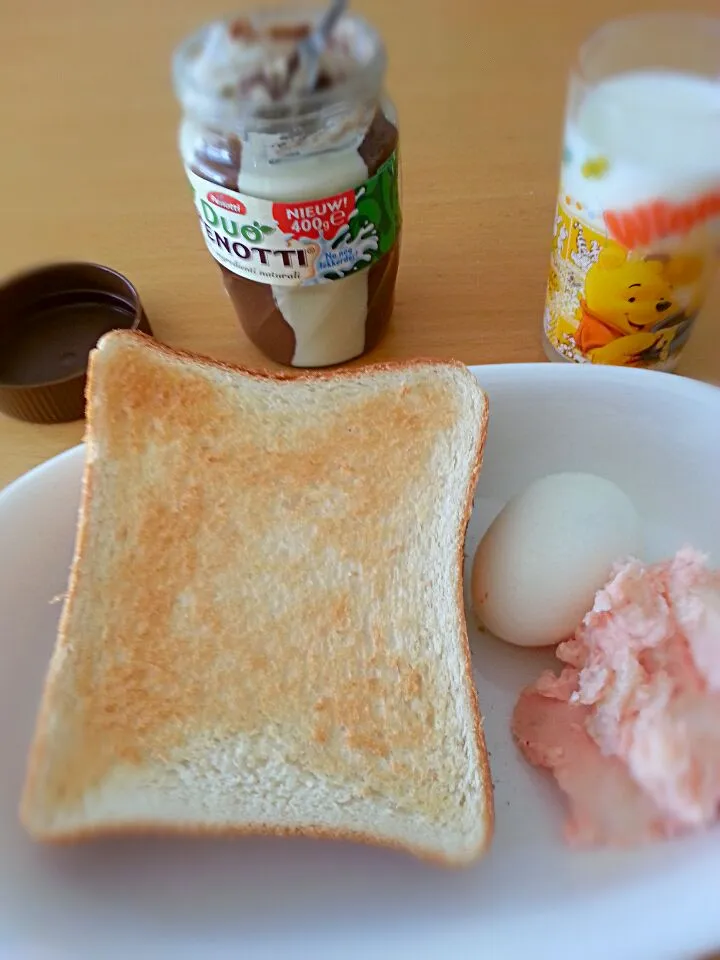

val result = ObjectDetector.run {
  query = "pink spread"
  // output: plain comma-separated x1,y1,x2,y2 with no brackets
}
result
512,548,720,846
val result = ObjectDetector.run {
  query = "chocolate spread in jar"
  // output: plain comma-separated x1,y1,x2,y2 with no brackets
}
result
207,110,400,367
176,11,401,368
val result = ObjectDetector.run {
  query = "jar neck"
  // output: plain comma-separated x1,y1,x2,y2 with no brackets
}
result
173,11,386,139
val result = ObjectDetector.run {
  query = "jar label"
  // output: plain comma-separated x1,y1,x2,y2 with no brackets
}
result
544,151,720,369
185,152,400,287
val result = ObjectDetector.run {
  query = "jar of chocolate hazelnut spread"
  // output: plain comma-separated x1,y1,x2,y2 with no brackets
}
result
173,8,401,368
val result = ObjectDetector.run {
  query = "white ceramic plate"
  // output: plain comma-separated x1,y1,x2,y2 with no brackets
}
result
1,363,720,960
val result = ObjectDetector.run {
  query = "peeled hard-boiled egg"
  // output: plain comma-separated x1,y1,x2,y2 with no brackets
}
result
471,472,641,647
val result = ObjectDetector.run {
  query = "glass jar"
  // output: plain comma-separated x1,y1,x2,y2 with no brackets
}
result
543,13,720,370
173,7,401,368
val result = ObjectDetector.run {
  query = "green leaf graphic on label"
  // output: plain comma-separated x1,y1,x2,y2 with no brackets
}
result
378,230,394,254
348,214,368,242
322,151,400,278
357,197,381,223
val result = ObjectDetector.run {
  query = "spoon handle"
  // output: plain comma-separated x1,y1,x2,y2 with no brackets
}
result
300,0,349,83
312,0,348,51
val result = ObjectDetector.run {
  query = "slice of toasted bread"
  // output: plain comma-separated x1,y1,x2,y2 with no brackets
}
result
20,331,492,865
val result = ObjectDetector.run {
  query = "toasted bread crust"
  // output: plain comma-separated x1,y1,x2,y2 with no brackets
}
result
27,819,480,868
457,394,494,847
91,330,478,386
21,331,492,864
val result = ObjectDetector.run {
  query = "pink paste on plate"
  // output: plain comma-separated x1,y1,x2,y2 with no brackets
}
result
512,548,720,846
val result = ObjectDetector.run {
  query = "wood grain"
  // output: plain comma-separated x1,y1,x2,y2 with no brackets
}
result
0,0,718,491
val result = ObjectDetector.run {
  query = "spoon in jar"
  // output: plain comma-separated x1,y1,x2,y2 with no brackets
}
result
294,0,349,92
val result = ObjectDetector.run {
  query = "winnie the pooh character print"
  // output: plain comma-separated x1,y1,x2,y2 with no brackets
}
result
544,186,718,369
574,247,704,367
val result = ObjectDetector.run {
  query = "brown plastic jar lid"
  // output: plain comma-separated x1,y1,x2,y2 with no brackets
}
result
0,262,152,423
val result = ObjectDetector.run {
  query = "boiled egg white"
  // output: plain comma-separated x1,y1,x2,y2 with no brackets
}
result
471,472,641,647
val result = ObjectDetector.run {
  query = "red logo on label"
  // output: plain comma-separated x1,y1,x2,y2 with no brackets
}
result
273,190,355,241
207,192,247,215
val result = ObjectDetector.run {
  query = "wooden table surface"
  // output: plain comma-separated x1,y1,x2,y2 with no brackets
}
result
0,0,718,493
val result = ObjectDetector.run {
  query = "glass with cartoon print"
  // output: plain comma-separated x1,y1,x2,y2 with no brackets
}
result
543,14,720,369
